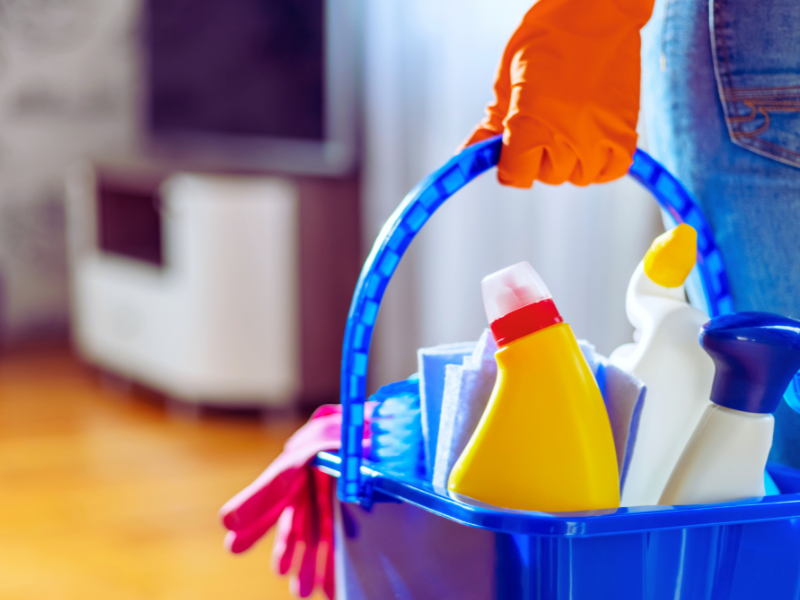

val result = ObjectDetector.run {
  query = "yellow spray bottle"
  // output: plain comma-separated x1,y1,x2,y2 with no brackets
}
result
448,262,620,512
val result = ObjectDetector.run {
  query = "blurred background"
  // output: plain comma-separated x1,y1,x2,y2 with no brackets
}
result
0,0,662,597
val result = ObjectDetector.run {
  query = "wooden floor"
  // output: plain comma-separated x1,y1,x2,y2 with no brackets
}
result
0,344,321,599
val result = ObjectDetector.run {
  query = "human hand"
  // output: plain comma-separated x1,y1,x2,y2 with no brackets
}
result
462,0,655,188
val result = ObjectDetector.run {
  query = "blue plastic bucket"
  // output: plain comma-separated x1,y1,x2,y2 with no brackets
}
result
318,136,800,599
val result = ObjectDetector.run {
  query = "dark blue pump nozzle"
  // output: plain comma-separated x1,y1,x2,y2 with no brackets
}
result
701,312,800,414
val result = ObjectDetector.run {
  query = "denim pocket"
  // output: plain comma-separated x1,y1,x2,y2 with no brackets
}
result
711,0,800,168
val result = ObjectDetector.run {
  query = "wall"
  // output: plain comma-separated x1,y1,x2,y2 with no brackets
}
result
0,0,138,343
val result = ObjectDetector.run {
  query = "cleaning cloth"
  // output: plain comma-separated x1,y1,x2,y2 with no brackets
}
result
601,362,647,491
581,341,647,491
418,341,476,479
433,330,498,489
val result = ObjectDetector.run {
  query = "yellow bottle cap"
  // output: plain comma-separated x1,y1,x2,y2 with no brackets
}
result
643,224,697,288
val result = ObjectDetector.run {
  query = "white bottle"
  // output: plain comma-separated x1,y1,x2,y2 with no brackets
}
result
610,224,715,507
660,312,800,505
659,405,771,505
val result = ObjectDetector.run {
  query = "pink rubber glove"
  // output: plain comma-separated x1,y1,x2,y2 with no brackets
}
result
269,465,336,598
220,403,374,599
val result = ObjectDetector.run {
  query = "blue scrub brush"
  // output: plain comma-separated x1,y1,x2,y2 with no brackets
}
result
369,375,426,479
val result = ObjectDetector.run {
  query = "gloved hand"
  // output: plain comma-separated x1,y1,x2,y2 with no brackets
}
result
220,403,374,599
462,0,655,188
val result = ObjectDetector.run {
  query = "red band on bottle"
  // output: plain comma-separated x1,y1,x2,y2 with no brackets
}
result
490,298,563,347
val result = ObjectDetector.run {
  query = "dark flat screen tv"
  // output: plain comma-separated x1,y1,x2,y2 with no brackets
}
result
143,0,357,175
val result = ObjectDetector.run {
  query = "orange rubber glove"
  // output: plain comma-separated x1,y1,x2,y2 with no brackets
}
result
463,0,655,188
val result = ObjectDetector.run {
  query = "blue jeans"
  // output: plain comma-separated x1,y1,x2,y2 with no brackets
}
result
641,0,800,468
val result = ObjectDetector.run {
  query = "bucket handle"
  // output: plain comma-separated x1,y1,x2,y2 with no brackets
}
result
338,134,732,503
